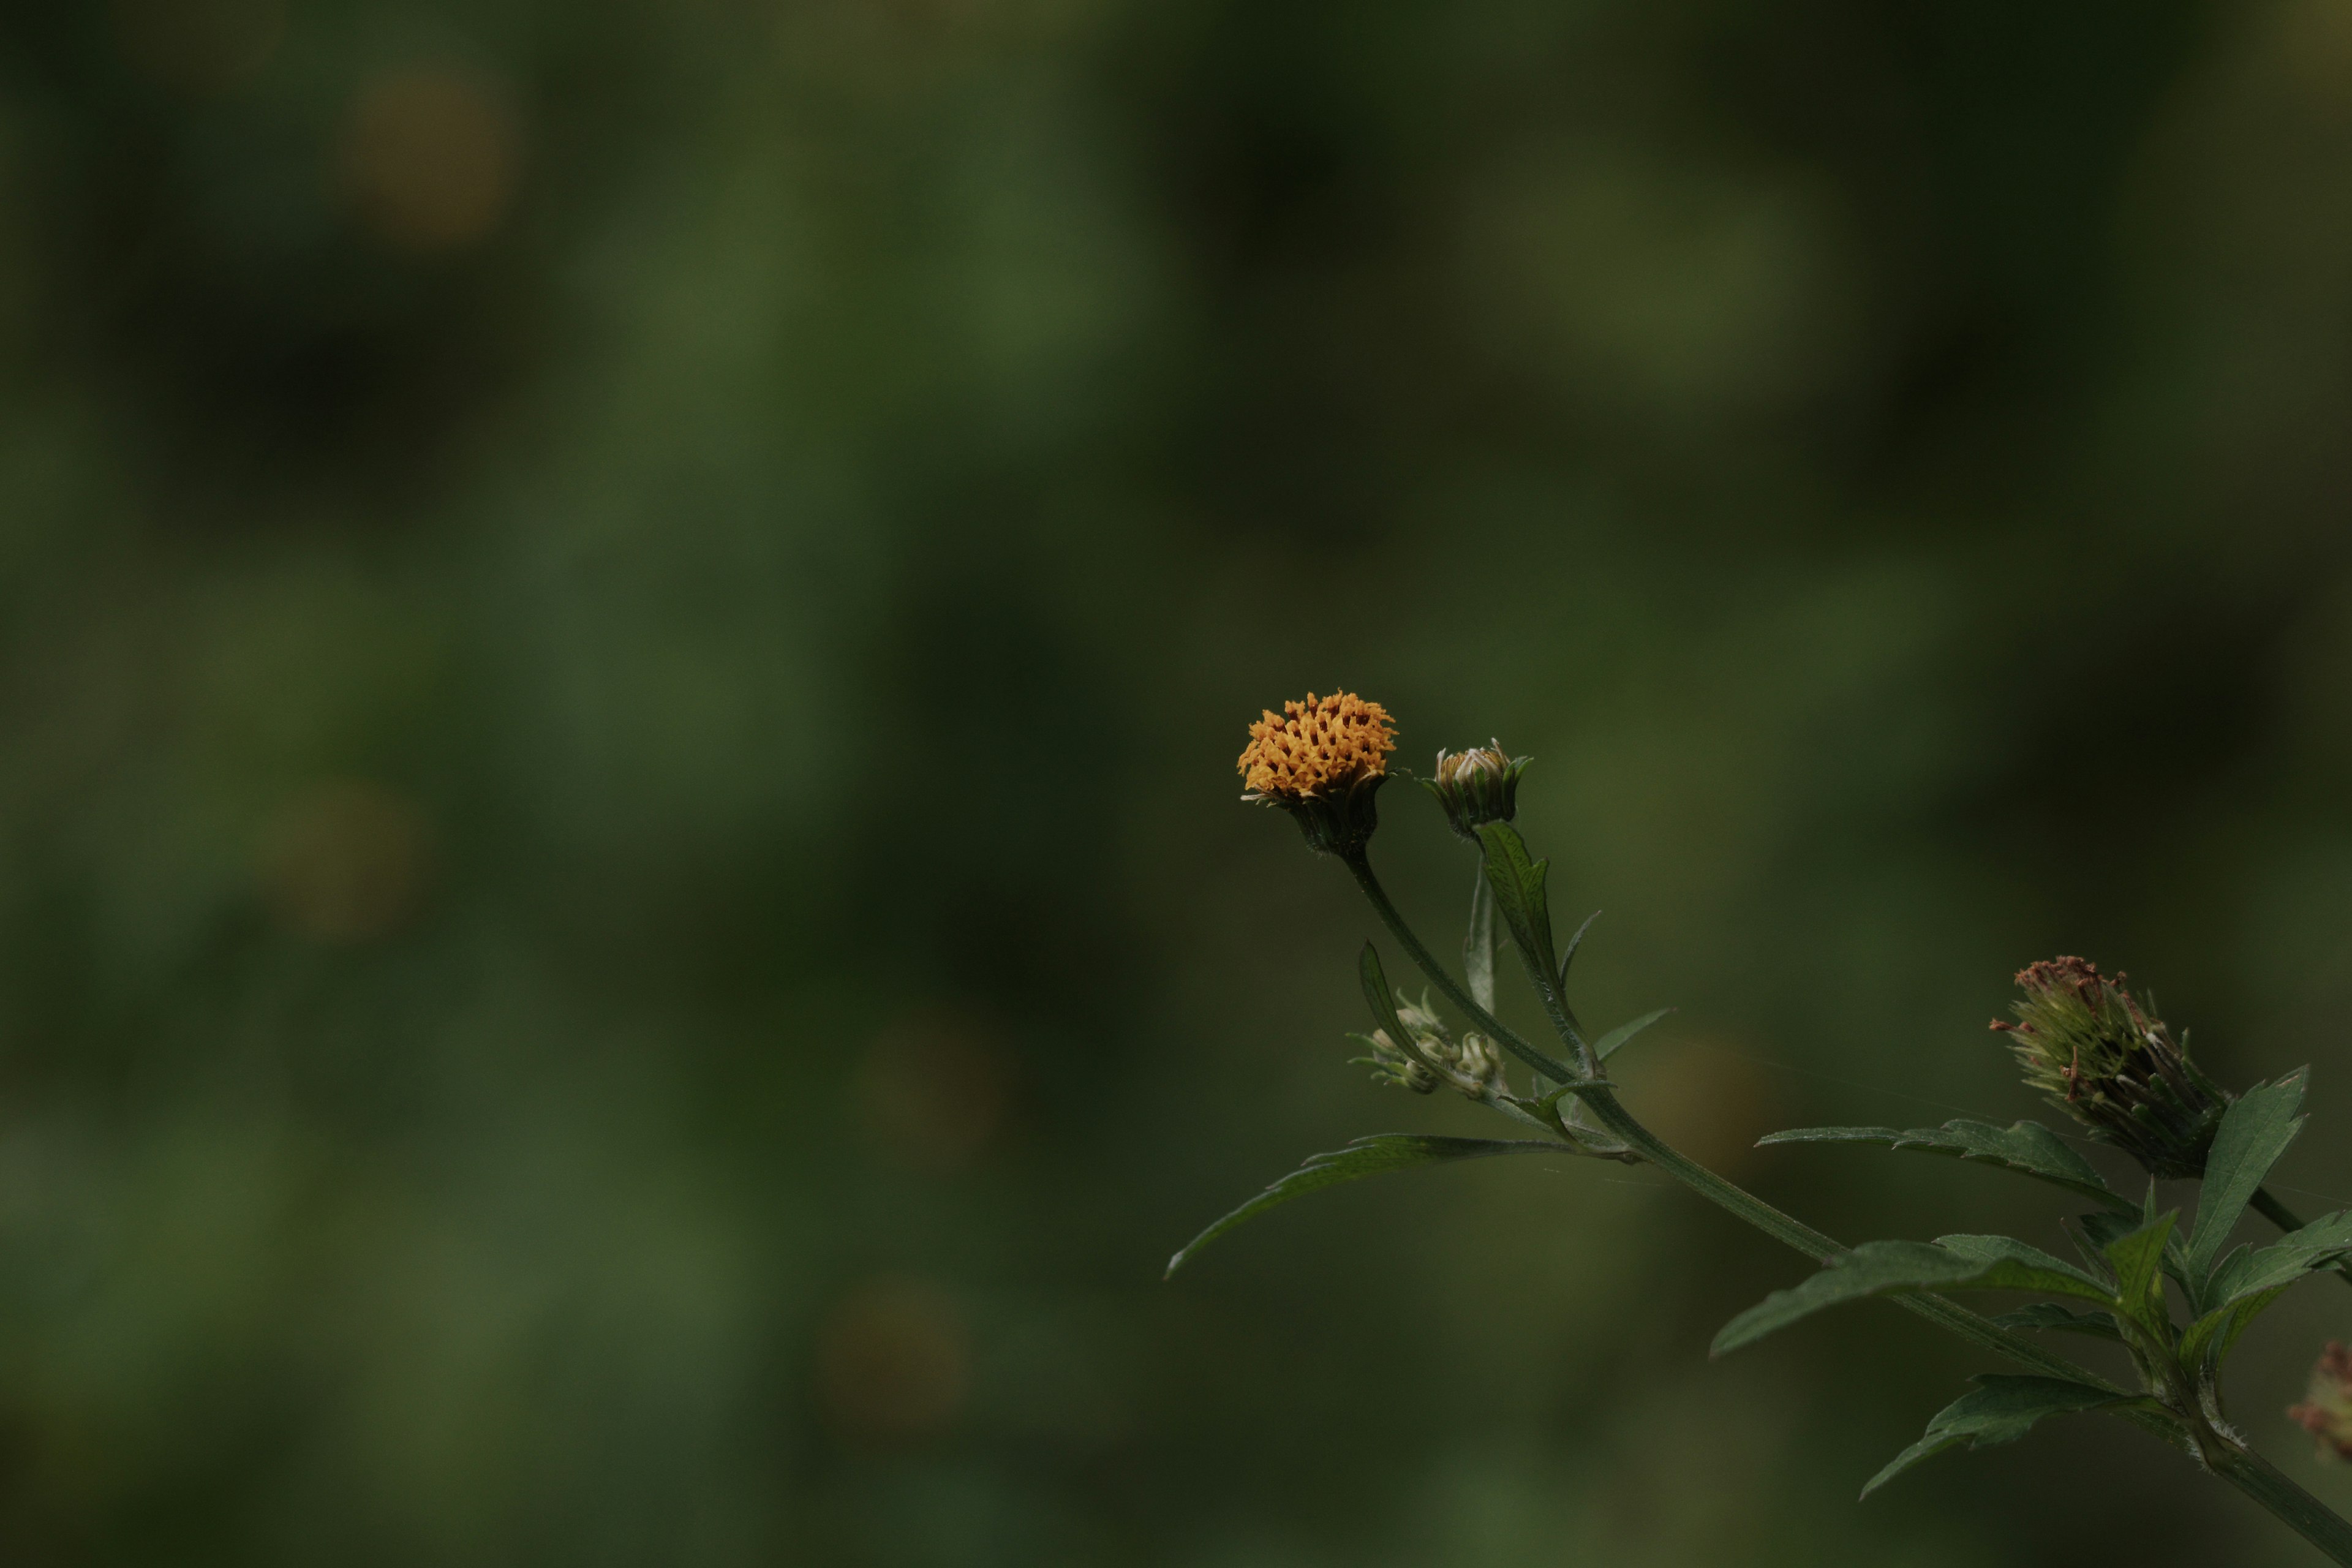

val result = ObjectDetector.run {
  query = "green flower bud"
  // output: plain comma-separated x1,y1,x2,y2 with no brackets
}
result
1421,742,1531,840
1350,992,1506,1100
2291,1343,2352,1460
1990,956,2228,1179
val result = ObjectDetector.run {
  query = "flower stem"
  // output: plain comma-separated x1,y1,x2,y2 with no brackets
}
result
1342,851,1577,1085
1336,839,2352,1559
2210,1442,2352,1564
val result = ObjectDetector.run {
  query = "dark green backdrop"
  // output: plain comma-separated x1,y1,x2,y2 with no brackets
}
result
7,0,2352,1561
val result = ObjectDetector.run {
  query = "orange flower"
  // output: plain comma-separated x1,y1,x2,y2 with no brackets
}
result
1237,692,1396,802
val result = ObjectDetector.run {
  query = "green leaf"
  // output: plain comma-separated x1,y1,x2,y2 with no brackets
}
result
1164,1135,1567,1276
2205,1209,2352,1308
1713,1237,2116,1356
2186,1072,2308,1291
1989,1303,2124,1342
1931,1234,2120,1306
2179,1284,2291,1375
1556,908,1601,989
1595,1008,1673,1063
2101,1212,2177,1336
1358,944,1425,1075
1860,1377,2133,1499
1756,1119,2128,1210
1472,823,1558,987
1464,871,1498,1018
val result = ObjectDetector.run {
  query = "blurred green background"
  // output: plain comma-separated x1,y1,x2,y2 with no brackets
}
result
9,0,2352,1562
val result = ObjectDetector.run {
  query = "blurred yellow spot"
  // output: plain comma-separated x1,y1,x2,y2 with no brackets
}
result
859,1007,1011,1172
815,1277,968,1442
338,65,524,252
262,780,435,943
110,0,283,94
1622,1034,1781,1178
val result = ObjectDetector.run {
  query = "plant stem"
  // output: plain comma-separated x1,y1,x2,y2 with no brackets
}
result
1343,852,1577,1085
1572,1082,2128,1389
1336,837,2352,1559
2252,1188,2352,1292
2211,1442,2352,1564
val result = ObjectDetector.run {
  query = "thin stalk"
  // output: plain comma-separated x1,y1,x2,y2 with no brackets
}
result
2252,1188,2352,1292
2211,1444,2352,1563
1342,851,1577,1085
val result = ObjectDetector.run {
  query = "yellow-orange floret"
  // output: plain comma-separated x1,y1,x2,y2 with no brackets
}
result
1237,692,1396,801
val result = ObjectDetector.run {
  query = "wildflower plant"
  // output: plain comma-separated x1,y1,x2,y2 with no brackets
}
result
1175,690,2352,1563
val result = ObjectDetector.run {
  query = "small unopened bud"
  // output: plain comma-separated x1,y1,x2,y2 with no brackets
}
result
1350,992,1507,1100
1989,956,2227,1179
1421,742,1531,840
1237,691,1396,858
2290,1343,2352,1459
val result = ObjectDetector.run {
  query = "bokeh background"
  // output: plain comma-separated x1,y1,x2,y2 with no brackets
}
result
9,0,2352,1562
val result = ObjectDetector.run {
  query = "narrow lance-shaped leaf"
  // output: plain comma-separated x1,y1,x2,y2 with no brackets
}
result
1596,1008,1673,1063
1165,1136,1569,1276
2187,1072,2309,1291
2103,1212,2178,1337
2203,1210,2352,1312
1861,1377,2136,1499
1758,1119,2128,1210
1471,822,1559,989
1713,1238,2118,1356
1556,908,1601,990
1464,870,1498,1018
1989,1303,2124,1343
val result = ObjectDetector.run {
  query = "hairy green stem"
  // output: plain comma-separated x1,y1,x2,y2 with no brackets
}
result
2211,1444,2352,1563
2253,1188,2352,1292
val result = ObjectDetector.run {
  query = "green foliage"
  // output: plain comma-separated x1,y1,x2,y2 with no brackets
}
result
1464,873,1499,1017
2186,1074,2309,1289
1471,823,1560,990
1861,1378,2136,1499
1989,1304,2125,1342
2101,1212,2178,1338
1594,1008,1673,1063
1758,1120,2128,1210
1164,1136,1571,1276
1713,1239,2116,1357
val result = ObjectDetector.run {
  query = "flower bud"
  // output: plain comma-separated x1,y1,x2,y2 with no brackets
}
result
1237,691,1396,857
1351,992,1506,1100
1989,956,2228,1179
2290,1343,2352,1460
1421,742,1531,840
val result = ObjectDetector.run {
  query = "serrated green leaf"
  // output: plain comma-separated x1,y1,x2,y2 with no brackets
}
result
1989,1303,2124,1341
1464,871,1498,1018
2204,1209,2352,1308
1472,822,1558,986
1713,1238,2117,1356
2187,1072,2309,1291
1860,1377,2132,1499
1756,1119,2127,1210
1931,1234,2120,1307
1164,1136,1567,1276
2101,1211,2177,1335
1595,1008,1672,1063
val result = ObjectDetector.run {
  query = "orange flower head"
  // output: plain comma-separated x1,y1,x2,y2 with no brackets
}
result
1237,692,1396,802
1236,690,1396,857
